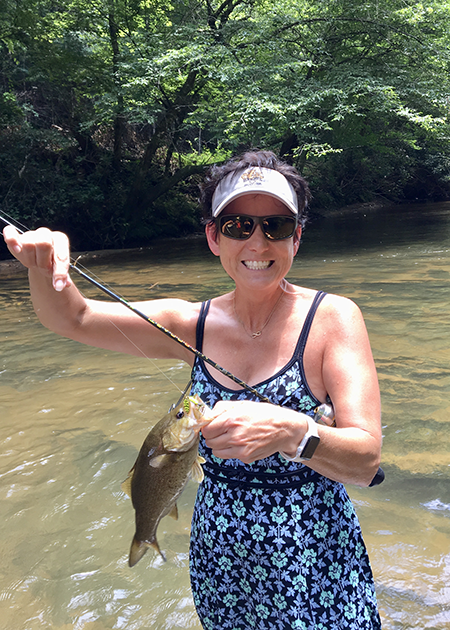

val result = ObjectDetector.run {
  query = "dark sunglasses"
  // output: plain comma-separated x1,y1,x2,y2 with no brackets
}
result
216,214,298,241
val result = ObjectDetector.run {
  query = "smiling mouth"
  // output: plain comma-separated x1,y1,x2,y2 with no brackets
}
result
243,260,273,270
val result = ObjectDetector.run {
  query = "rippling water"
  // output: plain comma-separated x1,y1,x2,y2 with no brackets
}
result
1,202,450,629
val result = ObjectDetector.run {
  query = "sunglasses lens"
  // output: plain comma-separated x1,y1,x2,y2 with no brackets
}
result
218,215,297,240
262,216,297,240
220,216,255,239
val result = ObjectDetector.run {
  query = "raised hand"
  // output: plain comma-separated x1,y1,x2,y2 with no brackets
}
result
3,226,71,292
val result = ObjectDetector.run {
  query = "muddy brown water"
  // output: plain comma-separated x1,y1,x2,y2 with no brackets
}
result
1,202,450,629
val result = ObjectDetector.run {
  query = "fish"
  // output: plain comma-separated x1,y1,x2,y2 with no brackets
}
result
121,392,213,567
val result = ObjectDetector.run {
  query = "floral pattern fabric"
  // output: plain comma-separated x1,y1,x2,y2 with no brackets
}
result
189,296,381,630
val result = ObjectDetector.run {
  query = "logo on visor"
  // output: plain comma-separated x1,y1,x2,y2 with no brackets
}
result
240,168,265,185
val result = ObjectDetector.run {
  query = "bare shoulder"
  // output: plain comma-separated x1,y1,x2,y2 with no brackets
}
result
289,285,364,330
322,292,363,312
318,292,366,331
98,296,204,347
131,296,198,315
303,291,371,362
315,293,376,380
132,297,203,334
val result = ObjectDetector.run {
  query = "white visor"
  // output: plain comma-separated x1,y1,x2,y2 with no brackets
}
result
211,167,298,217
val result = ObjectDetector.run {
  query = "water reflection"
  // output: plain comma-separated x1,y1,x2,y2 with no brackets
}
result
1,201,450,629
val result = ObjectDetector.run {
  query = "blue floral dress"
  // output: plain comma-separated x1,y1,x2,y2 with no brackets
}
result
189,292,381,630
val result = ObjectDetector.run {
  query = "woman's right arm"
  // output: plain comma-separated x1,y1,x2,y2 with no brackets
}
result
3,226,198,363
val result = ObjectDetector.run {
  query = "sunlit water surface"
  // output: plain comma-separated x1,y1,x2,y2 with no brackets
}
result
1,202,450,629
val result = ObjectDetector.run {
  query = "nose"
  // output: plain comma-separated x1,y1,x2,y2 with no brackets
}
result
247,222,269,249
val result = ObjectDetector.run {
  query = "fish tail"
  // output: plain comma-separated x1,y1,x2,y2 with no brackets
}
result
128,536,166,567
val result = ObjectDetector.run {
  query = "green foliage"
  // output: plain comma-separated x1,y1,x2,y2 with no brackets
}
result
199,0,450,205
1,0,450,252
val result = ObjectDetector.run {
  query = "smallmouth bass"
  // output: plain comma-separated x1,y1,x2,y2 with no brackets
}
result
121,393,212,567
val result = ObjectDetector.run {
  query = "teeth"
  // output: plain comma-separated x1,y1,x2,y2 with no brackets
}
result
244,260,271,270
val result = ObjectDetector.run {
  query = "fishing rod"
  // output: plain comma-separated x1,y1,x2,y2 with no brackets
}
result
0,213,270,402
0,213,385,486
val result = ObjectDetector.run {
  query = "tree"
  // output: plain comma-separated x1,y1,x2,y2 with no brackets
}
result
192,0,450,204
1,0,449,250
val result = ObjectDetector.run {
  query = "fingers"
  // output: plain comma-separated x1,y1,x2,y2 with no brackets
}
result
201,400,264,463
3,225,23,256
201,401,293,463
201,408,228,440
2,226,71,291
51,231,71,291
201,401,241,440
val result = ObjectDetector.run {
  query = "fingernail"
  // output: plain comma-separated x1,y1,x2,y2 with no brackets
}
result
54,279,65,292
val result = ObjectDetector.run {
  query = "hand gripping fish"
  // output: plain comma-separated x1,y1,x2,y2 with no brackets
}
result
121,393,213,567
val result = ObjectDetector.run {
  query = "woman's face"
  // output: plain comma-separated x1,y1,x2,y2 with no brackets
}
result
205,193,302,293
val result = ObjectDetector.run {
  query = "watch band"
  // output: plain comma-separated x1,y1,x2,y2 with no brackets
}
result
279,416,321,462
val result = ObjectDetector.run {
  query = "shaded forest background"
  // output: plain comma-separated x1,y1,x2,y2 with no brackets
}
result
1,0,450,251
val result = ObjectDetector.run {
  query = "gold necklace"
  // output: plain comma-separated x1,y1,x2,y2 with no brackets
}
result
233,286,285,339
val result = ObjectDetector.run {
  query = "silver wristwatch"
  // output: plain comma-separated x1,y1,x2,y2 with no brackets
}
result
279,416,321,462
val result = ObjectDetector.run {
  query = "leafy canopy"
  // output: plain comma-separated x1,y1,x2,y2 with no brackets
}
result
1,0,449,248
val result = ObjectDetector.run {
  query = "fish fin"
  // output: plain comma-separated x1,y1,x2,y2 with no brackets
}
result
129,536,166,567
150,454,170,468
151,539,166,561
190,457,205,483
168,503,178,521
121,467,134,497
128,537,150,567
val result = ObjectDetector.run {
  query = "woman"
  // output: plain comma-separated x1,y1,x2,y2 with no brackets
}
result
3,151,382,629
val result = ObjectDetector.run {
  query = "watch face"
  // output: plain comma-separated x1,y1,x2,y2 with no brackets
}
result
300,435,321,460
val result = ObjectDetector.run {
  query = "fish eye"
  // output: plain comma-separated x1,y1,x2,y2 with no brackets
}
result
176,410,184,419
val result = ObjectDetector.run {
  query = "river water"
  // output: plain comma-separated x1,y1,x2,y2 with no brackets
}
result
0,201,449,629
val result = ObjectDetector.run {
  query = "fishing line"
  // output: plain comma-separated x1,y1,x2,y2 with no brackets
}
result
106,316,184,395
0,212,270,402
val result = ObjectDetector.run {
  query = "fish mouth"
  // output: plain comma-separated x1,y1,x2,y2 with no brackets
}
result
243,260,273,270
188,396,213,426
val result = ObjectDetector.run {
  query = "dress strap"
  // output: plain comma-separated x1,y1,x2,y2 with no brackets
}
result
195,300,211,351
295,290,327,358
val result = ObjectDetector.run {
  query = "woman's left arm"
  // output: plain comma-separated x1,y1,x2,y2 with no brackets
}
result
311,295,382,486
